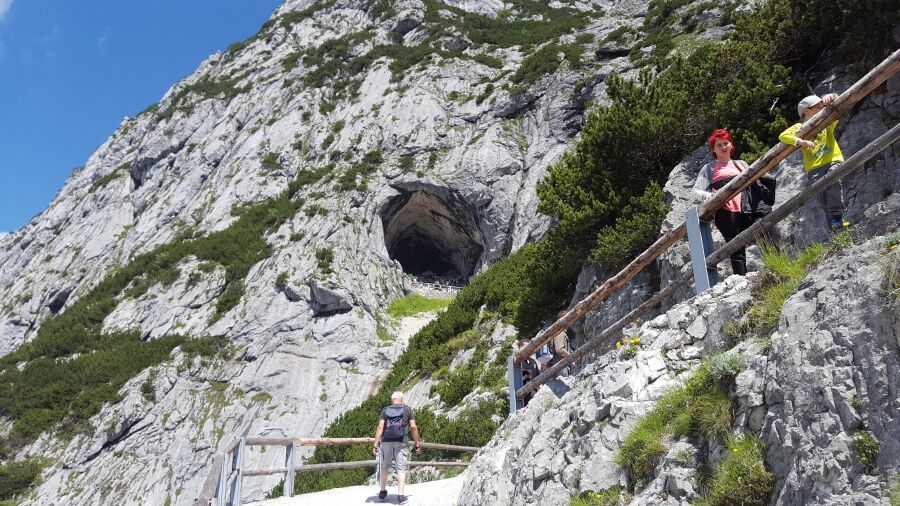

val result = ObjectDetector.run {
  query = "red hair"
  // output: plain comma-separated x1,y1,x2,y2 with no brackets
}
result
708,129,735,154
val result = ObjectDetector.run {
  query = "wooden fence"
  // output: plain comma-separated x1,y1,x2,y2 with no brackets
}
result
208,437,479,506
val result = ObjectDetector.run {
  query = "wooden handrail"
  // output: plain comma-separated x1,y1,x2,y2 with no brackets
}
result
517,272,693,399
512,47,900,367
707,122,900,267
242,460,470,477
518,120,900,399
241,437,479,452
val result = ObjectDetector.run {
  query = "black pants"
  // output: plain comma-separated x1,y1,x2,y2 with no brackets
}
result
714,210,756,276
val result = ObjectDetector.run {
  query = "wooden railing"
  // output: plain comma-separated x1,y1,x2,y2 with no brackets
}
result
208,437,479,506
508,48,900,407
411,281,464,292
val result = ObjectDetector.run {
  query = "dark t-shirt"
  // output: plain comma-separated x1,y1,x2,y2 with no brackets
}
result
380,404,414,443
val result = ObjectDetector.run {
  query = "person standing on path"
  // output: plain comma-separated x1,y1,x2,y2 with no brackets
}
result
779,93,848,230
373,391,421,504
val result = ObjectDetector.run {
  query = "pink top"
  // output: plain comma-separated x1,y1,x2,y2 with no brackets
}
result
711,160,744,213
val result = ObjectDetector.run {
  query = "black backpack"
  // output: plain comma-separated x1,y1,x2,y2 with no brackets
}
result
383,405,409,440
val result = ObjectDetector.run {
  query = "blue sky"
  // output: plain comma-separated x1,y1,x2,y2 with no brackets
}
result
0,0,282,233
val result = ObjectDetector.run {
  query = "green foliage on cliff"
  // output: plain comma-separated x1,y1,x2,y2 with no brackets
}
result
695,435,775,506
0,164,327,442
511,43,583,86
537,0,897,278
0,458,45,501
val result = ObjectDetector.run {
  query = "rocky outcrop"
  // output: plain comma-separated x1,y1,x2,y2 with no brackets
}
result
458,237,900,505
457,275,753,505
760,239,900,504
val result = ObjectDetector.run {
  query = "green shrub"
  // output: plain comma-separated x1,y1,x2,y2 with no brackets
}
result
475,83,495,105
315,247,334,275
511,43,583,86
616,359,734,485
260,152,283,172
398,156,415,173
386,294,452,318
251,392,272,403
0,458,45,501
575,33,596,44
278,0,336,29
431,367,476,405
850,430,880,471
706,353,746,383
589,182,669,270
694,435,774,506
473,53,504,69
90,161,130,192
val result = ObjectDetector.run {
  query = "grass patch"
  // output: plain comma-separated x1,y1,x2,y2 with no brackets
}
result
386,295,451,318
511,43,583,86
725,242,828,340
694,435,774,506
571,487,631,506
90,161,130,192
315,247,334,275
251,392,272,403
616,354,744,486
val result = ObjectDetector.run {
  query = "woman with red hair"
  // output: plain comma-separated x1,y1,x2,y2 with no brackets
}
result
692,129,756,276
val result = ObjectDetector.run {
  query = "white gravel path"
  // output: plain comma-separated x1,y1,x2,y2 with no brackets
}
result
244,475,465,506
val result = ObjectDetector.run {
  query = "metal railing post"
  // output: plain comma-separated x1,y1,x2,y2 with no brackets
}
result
507,355,523,413
284,443,295,497
685,206,719,294
216,452,229,506
229,438,245,506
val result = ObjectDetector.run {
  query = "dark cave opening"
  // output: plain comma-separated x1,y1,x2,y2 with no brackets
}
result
381,185,486,283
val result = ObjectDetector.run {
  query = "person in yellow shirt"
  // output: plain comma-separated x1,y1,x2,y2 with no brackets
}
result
779,93,848,230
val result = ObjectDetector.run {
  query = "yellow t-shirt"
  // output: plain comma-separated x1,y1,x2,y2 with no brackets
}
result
779,120,844,172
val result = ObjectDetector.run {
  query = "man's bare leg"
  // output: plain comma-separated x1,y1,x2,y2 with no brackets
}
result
397,473,406,497
380,465,389,491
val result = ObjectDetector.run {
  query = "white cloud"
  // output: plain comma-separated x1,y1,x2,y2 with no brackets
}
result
97,26,110,48
0,0,13,20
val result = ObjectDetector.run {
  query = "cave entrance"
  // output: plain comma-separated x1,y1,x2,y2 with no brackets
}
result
381,185,485,284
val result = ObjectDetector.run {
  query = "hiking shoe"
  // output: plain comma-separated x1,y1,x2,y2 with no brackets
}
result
398,495,409,504
378,490,387,501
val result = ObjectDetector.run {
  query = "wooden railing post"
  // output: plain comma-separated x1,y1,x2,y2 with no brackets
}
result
284,443,295,498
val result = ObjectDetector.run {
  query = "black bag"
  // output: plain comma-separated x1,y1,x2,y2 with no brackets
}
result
383,405,409,441
741,174,776,215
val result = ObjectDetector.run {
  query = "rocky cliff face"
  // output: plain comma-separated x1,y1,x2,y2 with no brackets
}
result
0,1,674,504
459,236,900,505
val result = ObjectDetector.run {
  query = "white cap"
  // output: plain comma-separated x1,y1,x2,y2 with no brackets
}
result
391,391,404,402
797,95,822,118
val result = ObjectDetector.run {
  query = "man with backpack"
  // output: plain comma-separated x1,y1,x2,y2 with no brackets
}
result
373,391,421,504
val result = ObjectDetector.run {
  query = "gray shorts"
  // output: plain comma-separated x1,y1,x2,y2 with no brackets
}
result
380,441,409,474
